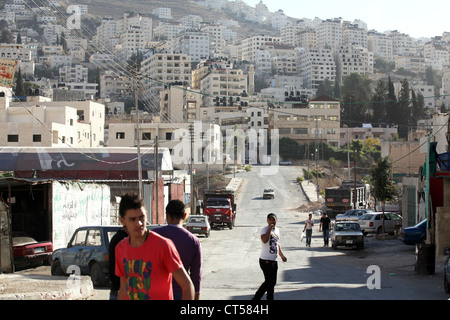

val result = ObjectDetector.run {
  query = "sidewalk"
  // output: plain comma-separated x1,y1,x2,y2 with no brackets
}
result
0,271,94,300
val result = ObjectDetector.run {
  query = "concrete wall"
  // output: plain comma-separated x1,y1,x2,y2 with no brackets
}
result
436,207,450,257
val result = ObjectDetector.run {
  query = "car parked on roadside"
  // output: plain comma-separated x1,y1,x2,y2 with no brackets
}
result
400,219,427,245
13,233,53,270
51,225,161,287
331,221,364,250
358,212,402,235
263,188,274,199
336,209,373,221
51,226,121,287
185,215,211,237
444,247,450,294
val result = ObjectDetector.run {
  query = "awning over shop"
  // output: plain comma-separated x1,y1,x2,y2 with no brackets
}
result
0,147,173,180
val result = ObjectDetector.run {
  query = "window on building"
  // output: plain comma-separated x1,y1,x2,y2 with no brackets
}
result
116,132,125,139
7,135,18,142
33,134,41,142
142,132,151,140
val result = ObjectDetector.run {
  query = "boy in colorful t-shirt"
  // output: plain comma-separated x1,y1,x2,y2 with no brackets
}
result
115,192,194,300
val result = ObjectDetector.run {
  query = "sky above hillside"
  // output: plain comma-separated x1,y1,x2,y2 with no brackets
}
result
244,0,448,39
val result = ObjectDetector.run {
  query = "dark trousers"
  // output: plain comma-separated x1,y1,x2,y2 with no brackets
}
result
253,258,278,300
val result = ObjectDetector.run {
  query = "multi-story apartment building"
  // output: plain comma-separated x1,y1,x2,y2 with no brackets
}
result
387,30,416,54
200,66,248,107
441,66,450,109
272,56,298,75
316,18,344,50
0,91,105,148
171,31,210,63
298,47,336,90
95,13,152,55
343,24,367,48
159,84,203,123
140,51,192,98
152,8,173,20
271,95,341,148
0,44,34,76
254,49,272,74
201,24,225,55
394,55,426,74
108,120,221,165
191,59,233,89
296,28,316,49
239,35,282,63
335,45,374,82
424,42,450,71
59,65,88,83
119,26,147,61
153,21,187,41
368,31,394,61
100,72,130,99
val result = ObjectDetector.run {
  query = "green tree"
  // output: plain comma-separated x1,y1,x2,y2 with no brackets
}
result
14,68,25,97
386,76,399,126
316,78,333,97
411,90,426,128
371,79,388,124
341,73,372,127
398,78,411,139
371,156,396,232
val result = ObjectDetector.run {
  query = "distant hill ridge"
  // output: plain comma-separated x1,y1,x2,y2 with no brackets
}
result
79,0,279,38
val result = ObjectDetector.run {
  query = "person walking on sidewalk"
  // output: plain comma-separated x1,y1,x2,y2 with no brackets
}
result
303,213,314,247
252,213,287,300
319,212,331,247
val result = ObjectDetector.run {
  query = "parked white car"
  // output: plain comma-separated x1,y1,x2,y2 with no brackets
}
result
358,212,402,235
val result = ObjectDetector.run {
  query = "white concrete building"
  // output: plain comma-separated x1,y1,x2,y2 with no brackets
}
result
0,91,105,148
239,35,281,63
152,8,173,20
368,31,394,61
335,45,374,82
59,65,88,83
298,47,336,90
171,31,210,63
140,51,192,97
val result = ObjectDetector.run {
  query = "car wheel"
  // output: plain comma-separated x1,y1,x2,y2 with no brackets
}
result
90,262,106,287
51,260,65,276
445,274,450,294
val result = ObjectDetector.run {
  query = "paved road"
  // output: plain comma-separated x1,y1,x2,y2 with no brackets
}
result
199,165,448,300
22,165,447,301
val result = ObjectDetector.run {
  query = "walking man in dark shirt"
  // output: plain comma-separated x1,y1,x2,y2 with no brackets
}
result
109,226,128,300
319,212,331,247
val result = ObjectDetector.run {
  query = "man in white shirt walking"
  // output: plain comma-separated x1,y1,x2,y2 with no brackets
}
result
252,213,287,300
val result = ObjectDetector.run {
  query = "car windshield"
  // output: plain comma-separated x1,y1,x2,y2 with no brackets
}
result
359,214,372,220
335,223,361,231
207,199,230,208
189,217,206,223
13,236,37,246
264,189,273,192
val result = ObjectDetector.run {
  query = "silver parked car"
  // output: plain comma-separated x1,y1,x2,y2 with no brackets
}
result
336,209,373,221
331,221,364,250
358,212,402,235
185,215,211,237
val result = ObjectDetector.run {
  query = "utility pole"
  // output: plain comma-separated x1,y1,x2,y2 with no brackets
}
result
353,149,357,210
154,135,159,224
133,64,143,199
189,124,194,215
